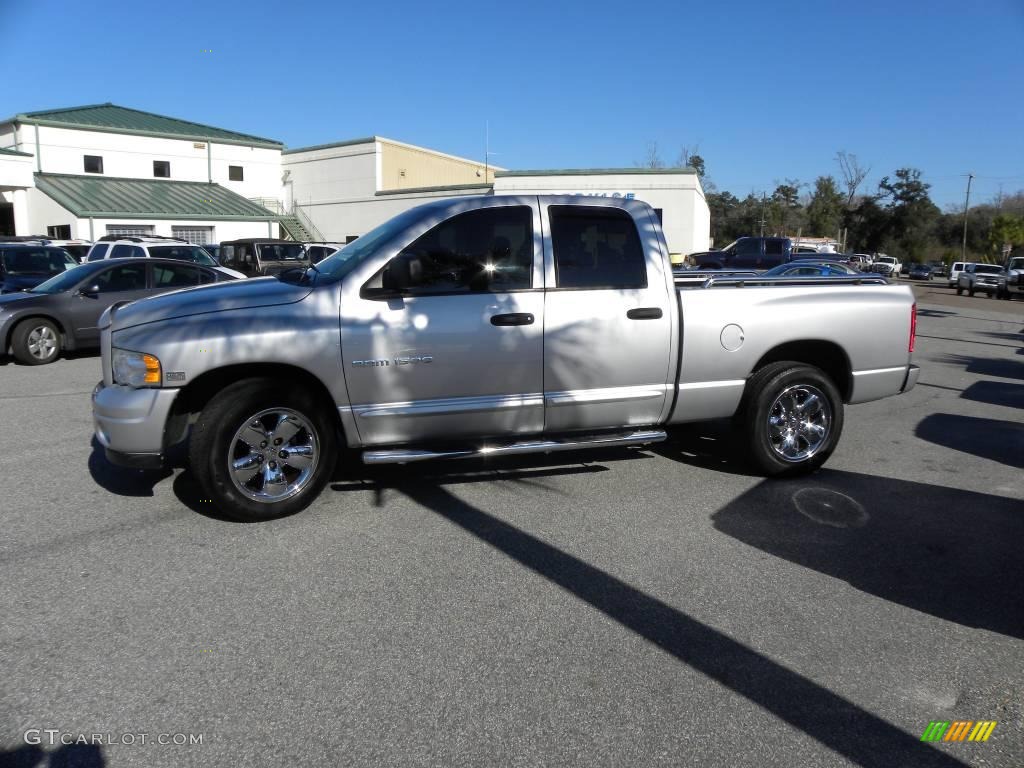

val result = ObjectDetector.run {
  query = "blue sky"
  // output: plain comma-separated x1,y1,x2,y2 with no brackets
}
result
1,0,1021,208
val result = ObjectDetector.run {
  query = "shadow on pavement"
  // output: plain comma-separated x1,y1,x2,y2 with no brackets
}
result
711,470,1024,639
960,380,1024,409
86,436,172,497
364,479,972,768
935,353,1024,380
916,413,1024,468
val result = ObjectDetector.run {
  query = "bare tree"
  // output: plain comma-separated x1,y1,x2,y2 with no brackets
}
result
835,150,870,207
676,143,701,168
636,141,665,169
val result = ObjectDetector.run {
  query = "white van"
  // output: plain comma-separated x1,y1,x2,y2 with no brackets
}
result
948,261,974,287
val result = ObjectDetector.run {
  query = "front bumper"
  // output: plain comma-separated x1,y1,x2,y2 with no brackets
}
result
92,380,179,467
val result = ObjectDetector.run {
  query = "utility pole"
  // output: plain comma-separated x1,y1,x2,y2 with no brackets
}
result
484,120,489,183
759,193,766,237
960,173,974,262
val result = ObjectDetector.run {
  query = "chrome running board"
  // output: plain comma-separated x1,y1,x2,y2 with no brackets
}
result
362,429,667,465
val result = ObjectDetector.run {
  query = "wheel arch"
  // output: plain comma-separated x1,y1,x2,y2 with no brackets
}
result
750,340,853,403
165,363,344,452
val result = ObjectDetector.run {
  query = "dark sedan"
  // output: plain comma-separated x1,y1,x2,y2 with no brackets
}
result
0,244,78,293
761,261,860,277
905,262,934,280
0,258,238,365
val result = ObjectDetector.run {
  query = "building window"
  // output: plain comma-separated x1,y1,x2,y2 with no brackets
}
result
84,155,104,174
153,160,170,178
47,225,72,239
106,224,155,237
228,165,244,181
171,226,214,245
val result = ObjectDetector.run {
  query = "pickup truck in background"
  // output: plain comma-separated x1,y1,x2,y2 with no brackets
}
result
997,254,1023,299
92,197,919,521
689,236,849,271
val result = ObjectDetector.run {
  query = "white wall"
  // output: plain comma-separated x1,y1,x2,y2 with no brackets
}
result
17,126,281,200
492,172,710,255
283,141,379,212
0,152,35,189
26,186,78,237
83,218,273,242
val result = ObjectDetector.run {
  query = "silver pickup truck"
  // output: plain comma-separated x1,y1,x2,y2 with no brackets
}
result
92,196,919,521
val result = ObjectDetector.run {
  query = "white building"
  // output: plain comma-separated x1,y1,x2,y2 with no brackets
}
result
0,103,711,258
0,103,284,243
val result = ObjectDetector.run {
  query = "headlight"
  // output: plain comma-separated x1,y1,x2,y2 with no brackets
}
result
112,348,162,388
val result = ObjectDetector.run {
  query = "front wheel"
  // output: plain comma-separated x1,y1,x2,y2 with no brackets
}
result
968,286,975,297
956,285,963,295
12,318,61,365
188,378,338,521
739,362,844,476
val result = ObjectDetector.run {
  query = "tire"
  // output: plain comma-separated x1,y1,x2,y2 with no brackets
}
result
968,286,975,297
956,286,963,295
738,362,844,477
11,318,61,365
188,377,338,521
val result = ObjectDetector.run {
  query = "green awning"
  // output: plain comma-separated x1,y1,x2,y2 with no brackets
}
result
34,173,278,221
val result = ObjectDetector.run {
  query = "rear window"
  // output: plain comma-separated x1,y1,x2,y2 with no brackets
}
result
257,243,305,261
87,243,110,261
148,246,217,266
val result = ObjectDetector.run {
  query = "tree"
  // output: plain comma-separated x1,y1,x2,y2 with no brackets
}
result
770,180,803,235
989,214,1024,252
805,176,845,237
835,151,870,207
877,168,940,260
636,141,665,169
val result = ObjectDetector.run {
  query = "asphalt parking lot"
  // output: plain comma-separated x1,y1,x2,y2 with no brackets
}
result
1,284,1021,768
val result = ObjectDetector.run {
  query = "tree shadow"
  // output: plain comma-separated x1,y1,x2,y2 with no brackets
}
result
711,470,1024,640
959,380,1024,409
934,353,1024,381
916,413,1024,468
375,481,970,768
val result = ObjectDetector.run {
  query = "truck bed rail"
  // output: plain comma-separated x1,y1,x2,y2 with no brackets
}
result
698,275,889,288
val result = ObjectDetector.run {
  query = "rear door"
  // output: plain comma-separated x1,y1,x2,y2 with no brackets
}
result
730,238,763,268
340,199,545,445
541,202,674,432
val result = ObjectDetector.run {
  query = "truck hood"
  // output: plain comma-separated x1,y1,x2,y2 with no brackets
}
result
110,277,314,331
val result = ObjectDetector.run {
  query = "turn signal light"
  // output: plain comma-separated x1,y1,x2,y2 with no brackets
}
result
142,354,161,385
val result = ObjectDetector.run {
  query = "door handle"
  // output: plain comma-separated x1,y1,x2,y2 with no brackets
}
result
490,313,535,326
627,307,663,320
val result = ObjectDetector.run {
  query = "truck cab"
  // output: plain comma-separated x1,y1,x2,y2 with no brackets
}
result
690,237,791,270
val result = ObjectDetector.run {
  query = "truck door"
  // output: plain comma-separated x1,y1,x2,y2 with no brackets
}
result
340,200,545,445
541,202,674,432
730,237,763,268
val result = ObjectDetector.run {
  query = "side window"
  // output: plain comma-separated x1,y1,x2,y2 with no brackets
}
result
764,240,785,256
366,206,533,296
228,165,244,181
199,268,219,284
94,264,147,293
87,244,110,261
152,263,202,288
109,244,144,259
549,206,646,290
734,239,760,257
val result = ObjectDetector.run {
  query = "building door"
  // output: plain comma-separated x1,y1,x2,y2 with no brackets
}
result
0,203,14,236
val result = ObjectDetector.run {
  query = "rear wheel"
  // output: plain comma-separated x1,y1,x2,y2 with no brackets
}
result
11,318,61,365
968,286,975,297
188,378,338,521
739,362,844,476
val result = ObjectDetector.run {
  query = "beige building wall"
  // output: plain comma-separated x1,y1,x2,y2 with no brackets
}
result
378,138,498,191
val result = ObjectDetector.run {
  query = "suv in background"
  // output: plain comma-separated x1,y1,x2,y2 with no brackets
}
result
219,238,310,277
0,243,78,293
957,263,1004,297
947,261,973,287
45,239,93,262
86,236,245,279
997,254,1024,300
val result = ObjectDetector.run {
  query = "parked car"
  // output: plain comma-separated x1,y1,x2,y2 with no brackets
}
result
761,261,859,277
85,237,244,278
0,244,79,293
957,263,1004,297
93,196,919,521
996,254,1024,300
947,261,973,287
928,260,947,277
874,254,902,276
0,258,239,365
905,262,934,281
204,244,222,263
218,238,310,277
45,239,93,263
303,242,346,262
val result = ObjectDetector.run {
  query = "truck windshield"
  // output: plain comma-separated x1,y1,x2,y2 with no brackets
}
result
1009,258,1024,271
1,248,71,275
312,207,431,284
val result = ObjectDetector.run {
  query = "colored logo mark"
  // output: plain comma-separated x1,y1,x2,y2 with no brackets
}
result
920,721,997,742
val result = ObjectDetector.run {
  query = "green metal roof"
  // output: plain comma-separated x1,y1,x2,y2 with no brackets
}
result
495,167,697,177
375,183,493,196
9,103,282,148
0,147,33,157
34,173,278,221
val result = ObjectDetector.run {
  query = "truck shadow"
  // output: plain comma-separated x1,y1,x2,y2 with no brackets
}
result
915,413,1024,468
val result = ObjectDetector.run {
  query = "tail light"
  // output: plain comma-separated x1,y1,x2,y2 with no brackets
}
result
909,302,917,354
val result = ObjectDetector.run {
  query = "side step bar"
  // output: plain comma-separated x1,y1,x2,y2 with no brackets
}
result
362,429,667,465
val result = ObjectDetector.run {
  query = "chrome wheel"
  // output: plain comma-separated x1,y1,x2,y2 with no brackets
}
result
27,325,58,361
766,384,831,463
227,408,319,503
